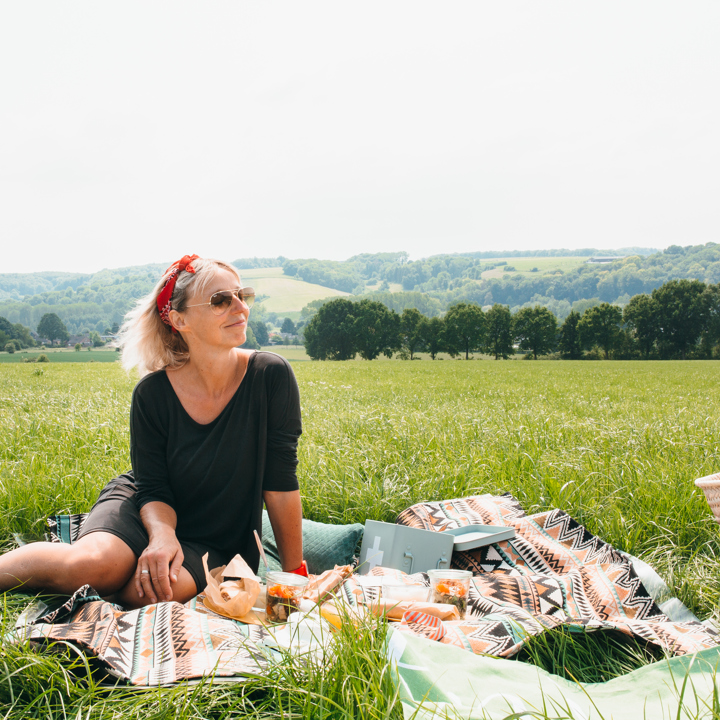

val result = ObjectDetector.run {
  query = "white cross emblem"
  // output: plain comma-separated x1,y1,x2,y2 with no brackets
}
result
364,536,384,571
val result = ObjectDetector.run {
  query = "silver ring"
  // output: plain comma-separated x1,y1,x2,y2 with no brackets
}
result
141,570,149,574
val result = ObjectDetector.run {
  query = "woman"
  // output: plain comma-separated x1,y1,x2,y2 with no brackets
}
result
0,255,304,608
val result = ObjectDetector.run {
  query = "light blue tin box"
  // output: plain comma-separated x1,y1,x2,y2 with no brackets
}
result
357,521,515,575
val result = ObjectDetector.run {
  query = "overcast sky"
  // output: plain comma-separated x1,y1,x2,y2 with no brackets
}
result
1,2,719,274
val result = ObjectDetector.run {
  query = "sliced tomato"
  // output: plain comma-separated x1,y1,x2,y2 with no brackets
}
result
268,584,297,599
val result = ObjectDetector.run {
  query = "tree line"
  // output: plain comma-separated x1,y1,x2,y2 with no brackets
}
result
304,279,720,361
0,311,110,352
0,308,281,354
0,261,281,338
284,244,720,313
0,316,36,352
2,244,720,336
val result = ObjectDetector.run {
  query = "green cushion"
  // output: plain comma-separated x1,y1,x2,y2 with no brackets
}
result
259,510,364,579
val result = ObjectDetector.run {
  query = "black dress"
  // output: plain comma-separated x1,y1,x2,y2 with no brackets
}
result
76,351,302,589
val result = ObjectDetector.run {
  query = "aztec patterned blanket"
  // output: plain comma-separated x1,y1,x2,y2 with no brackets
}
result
369,493,719,658
16,585,274,685
18,494,719,685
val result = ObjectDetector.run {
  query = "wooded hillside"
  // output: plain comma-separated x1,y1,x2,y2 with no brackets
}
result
0,244,717,336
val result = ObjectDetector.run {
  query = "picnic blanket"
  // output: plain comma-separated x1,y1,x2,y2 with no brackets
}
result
17,493,719,688
389,630,720,720
15,566,350,686
15,585,274,685
369,493,720,658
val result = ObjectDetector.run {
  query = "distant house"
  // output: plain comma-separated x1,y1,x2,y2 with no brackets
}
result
31,330,51,345
67,335,91,347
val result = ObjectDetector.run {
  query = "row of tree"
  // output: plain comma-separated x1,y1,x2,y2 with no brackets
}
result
304,279,720,361
0,262,280,337
2,244,719,336
283,244,720,310
4,277,718,362
0,312,111,352
1,309,293,354
0,316,36,350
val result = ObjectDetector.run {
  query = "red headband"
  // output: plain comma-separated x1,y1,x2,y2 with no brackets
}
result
156,254,200,332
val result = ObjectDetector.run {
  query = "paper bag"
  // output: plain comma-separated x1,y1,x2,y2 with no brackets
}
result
201,552,260,623
303,565,354,604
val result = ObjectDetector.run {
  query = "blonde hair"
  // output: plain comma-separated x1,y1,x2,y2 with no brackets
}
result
118,257,241,377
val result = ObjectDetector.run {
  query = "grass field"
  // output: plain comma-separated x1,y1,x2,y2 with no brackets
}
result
259,344,310,361
0,346,311,364
481,256,588,279
364,280,404,293
239,267,348,317
0,348,119,363
0,360,719,718
0,346,512,365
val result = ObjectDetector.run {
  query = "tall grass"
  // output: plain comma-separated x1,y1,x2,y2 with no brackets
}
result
0,360,719,718
297,360,720,623
512,627,669,683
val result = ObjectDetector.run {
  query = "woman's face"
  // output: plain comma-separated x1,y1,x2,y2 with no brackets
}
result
174,267,249,350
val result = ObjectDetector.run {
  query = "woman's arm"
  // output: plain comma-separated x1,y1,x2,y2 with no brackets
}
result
262,358,304,571
135,501,184,603
129,379,184,602
264,490,303,571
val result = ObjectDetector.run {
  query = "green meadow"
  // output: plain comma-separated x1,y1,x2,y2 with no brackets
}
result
0,348,119,363
239,267,349,318
0,360,719,718
480,256,588,279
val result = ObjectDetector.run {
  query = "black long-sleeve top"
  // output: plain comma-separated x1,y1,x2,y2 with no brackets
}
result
129,351,302,571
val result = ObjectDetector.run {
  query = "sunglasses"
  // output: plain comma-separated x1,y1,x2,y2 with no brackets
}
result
186,287,256,314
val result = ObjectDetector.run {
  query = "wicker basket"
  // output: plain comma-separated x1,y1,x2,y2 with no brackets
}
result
695,473,720,524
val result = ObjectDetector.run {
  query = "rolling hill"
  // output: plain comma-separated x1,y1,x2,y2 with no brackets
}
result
238,268,348,315
2,244,719,335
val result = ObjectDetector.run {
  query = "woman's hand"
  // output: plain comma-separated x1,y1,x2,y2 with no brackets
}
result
136,501,183,603
134,528,184,603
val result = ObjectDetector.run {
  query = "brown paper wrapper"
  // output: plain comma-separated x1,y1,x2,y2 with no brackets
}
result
201,553,261,624
303,565,353,604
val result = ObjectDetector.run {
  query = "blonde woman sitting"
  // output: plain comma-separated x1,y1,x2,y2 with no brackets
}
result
0,255,305,607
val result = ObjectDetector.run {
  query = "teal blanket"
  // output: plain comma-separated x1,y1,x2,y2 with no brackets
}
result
390,630,720,719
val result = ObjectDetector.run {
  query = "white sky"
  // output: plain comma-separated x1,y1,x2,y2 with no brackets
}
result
1,2,719,274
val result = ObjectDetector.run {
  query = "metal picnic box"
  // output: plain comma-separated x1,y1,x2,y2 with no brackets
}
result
356,520,515,575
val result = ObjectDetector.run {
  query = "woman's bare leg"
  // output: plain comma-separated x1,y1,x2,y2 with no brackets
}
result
0,532,137,596
114,567,198,610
